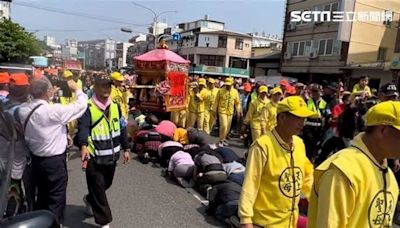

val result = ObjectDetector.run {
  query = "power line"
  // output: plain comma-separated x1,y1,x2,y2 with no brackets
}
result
13,1,150,27
27,27,125,32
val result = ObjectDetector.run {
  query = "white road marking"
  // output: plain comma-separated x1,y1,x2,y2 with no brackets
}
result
186,187,209,206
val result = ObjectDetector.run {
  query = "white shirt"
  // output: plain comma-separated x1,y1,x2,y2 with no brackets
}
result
18,90,88,157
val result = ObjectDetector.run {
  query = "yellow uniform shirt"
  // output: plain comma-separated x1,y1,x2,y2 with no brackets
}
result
188,88,208,113
264,101,278,131
213,87,241,115
352,83,372,97
205,87,219,111
239,129,313,227
173,128,188,145
110,85,129,120
308,133,399,228
244,97,269,130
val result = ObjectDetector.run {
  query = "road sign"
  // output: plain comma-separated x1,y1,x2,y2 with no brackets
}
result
172,33,181,41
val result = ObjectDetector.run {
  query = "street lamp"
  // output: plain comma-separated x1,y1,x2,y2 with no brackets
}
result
120,28,173,48
131,2,177,48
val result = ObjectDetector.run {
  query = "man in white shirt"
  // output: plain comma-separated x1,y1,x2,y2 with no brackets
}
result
18,76,87,224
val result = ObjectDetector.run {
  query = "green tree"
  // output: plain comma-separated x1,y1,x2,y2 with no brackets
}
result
0,19,42,63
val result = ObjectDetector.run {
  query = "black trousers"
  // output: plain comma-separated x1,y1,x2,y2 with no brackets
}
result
32,153,68,224
86,159,116,225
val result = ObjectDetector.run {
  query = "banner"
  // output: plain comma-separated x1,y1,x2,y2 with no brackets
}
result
165,72,188,112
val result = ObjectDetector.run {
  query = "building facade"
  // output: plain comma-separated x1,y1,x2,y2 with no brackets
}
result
281,0,400,88
165,16,252,78
78,39,116,70
0,0,11,20
116,42,133,68
61,39,78,61
249,33,283,57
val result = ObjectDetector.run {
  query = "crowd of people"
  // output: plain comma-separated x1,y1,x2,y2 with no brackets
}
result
1,68,400,228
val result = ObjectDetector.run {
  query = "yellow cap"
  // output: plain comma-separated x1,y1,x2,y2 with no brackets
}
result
365,101,400,130
208,78,216,84
111,72,124,81
63,70,73,78
224,78,234,86
277,96,317,118
271,87,283,95
258,85,268,93
198,78,206,86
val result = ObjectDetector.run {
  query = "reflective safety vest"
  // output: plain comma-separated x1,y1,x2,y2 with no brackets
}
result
87,99,121,157
307,98,327,118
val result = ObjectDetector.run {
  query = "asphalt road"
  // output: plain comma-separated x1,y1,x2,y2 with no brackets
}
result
63,137,247,228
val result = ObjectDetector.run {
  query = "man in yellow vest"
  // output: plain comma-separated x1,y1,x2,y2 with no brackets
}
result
186,78,208,131
203,78,219,134
243,85,269,142
239,96,315,228
110,72,129,121
308,101,400,228
302,84,327,160
213,77,241,146
264,87,283,132
76,74,130,228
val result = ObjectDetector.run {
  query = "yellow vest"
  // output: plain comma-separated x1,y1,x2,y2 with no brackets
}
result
205,87,219,111
308,133,399,228
188,88,208,113
239,130,313,227
264,101,278,131
87,99,121,157
244,97,269,130
110,85,129,120
213,88,241,115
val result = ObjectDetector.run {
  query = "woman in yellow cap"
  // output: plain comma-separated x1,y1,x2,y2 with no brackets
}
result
263,87,283,132
243,85,270,141
203,78,219,134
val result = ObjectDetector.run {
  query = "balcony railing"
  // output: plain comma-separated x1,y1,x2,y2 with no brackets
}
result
190,65,249,78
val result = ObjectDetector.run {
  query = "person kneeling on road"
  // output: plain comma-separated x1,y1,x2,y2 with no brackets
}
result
76,74,130,228
207,180,241,226
167,150,195,188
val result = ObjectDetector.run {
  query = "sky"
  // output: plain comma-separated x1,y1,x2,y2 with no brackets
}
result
11,0,285,44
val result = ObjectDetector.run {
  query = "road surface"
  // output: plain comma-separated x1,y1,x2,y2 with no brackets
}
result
64,138,246,228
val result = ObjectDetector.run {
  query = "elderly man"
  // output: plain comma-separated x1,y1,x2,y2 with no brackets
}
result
308,101,400,227
18,76,87,225
239,96,315,228
76,74,130,228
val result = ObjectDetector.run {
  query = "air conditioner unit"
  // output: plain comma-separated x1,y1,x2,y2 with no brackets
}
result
284,52,292,60
309,51,318,59
287,23,296,31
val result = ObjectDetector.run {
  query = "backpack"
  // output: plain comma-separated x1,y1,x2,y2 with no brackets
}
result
3,101,43,216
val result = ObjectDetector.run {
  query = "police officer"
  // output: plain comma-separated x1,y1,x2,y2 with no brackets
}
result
302,84,328,160
76,74,130,228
